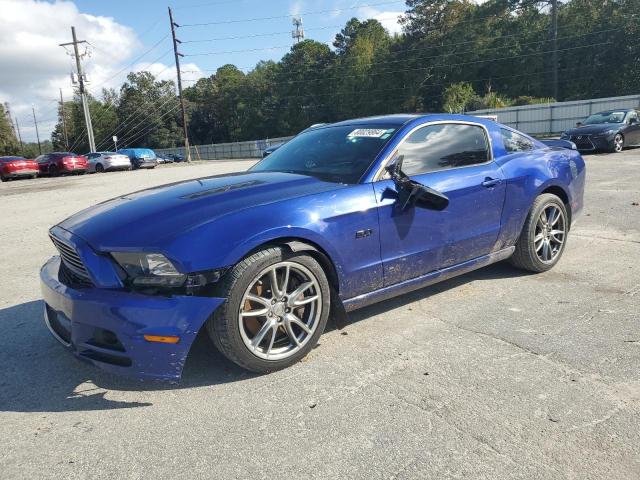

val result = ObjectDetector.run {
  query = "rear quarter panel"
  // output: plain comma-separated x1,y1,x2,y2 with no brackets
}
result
494,145,586,248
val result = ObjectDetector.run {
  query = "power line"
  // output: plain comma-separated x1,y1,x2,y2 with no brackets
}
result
117,104,182,148
86,54,175,140
178,0,405,27
94,94,179,151
180,25,344,43
182,28,616,77
181,39,612,91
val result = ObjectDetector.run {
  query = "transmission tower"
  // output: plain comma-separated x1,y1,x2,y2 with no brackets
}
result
292,17,305,44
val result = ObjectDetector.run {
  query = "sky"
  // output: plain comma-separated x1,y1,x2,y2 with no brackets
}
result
0,0,407,142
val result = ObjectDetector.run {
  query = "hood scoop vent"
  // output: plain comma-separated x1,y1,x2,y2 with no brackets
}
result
180,179,267,200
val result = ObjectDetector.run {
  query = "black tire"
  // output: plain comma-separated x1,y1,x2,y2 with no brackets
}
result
49,165,58,177
510,193,569,273
1,175,8,182
96,163,105,173
609,133,624,153
206,247,331,373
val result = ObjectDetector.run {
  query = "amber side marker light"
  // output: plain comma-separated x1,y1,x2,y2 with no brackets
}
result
144,335,180,344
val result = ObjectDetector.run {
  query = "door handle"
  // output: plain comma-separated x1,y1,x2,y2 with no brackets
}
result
481,177,502,188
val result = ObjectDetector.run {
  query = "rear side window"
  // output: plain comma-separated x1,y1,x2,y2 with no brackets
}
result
501,129,534,153
398,123,490,176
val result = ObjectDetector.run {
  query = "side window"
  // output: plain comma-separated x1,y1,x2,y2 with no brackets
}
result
501,129,534,153
398,123,490,176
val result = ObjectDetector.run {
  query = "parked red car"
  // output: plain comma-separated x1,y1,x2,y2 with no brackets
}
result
0,156,39,182
35,152,88,176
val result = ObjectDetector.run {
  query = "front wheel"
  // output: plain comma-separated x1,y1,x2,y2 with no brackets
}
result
609,133,624,153
207,247,331,372
510,193,569,272
95,163,105,173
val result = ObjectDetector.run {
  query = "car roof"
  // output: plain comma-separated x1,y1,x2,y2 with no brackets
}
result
324,113,499,129
594,109,635,114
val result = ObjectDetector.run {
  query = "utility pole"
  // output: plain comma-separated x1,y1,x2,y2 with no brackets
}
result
14,117,24,155
550,0,559,101
32,106,42,155
168,7,192,162
292,17,305,44
59,88,69,150
60,27,96,152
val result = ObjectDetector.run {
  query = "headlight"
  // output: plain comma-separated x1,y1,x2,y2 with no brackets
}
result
595,129,616,137
111,252,187,288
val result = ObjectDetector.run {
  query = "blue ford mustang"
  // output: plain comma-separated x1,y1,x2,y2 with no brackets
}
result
41,114,586,380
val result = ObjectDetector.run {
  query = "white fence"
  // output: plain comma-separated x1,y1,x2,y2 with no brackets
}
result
156,136,293,160
468,94,640,136
157,94,640,160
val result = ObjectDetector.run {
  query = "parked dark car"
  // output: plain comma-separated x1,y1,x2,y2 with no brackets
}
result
0,156,39,181
262,124,328,158
35,152,88,176
262,143,282,158
41,114,586,380
561,109,640,153
168,153,185,162
117,148,158,169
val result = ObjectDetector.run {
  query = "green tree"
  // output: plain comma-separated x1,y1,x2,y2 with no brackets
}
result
0,104,19,155
442,82,477,113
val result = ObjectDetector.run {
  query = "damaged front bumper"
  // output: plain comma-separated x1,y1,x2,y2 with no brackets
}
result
40,256,225,381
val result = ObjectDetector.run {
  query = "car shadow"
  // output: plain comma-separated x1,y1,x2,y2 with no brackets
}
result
0,300,258,413
0,262,527,413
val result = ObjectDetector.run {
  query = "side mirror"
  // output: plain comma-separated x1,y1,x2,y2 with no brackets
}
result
576,122,583,127
385,155,449,211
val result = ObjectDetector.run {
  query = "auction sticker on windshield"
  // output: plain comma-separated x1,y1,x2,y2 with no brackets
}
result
348,128,393,138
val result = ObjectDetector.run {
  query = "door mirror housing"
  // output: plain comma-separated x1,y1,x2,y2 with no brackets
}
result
385,155,449,211
576,121,583,127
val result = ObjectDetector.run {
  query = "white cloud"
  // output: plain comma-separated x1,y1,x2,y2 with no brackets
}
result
0,0,145,142
132,62,204,86
358,7,405,35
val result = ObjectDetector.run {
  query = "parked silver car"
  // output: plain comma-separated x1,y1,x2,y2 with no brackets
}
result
85,152,132,173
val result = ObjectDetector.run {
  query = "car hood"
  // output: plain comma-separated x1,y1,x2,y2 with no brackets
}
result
564,123,622,136
58,171,345,250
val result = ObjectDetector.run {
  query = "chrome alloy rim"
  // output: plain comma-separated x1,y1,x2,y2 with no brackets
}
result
238,261,322,360
614,134,624,152
534,205,566,263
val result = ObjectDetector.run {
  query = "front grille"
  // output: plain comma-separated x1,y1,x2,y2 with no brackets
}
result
570,135,595,150
49,234,93,285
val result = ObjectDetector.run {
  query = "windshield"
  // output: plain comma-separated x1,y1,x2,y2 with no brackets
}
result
251,125,397,183
583,111,627,125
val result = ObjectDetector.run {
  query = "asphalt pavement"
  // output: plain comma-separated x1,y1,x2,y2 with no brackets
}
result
0,151,639,479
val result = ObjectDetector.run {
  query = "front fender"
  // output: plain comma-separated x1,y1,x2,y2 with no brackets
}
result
163,183,383,300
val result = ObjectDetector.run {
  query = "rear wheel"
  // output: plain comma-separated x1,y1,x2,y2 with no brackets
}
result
95,163,105,173
1,175,8,182
510,193,568,272
207,247,331,372
49,165,59,177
